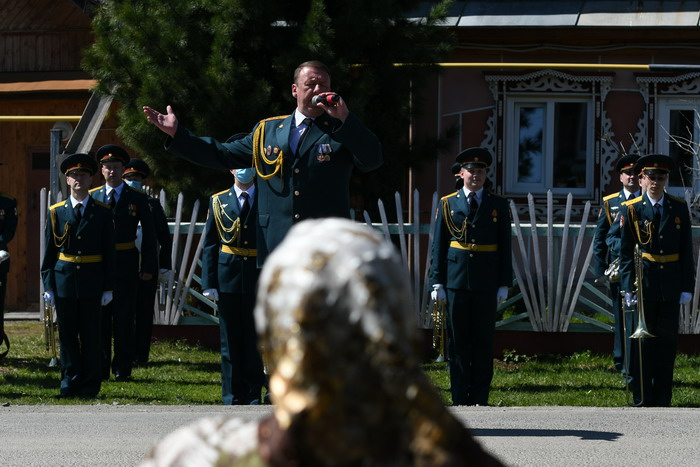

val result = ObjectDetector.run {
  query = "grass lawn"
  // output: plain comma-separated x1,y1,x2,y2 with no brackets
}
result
2,321,699,406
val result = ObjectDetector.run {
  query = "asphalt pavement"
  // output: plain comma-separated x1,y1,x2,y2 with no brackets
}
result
1,404,699,466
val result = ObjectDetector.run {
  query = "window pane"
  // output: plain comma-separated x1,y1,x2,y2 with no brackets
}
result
553,102,588,188
518,106,544,183
667,109,695,188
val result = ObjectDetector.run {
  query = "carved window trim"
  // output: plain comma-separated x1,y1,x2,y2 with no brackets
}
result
482,70,615,219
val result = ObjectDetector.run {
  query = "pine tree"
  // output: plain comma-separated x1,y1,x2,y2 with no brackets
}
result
83,0,454,217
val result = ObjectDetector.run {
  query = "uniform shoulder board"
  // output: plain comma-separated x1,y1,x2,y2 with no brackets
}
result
259,115,290,124
440,191,459,201
488,190,507,199
668,193,687,204
603,192,618,202
49,201,64,210
0,192,15,201
625,195,643,205
93,199,110,209
88,186,102,194
211,188,230,199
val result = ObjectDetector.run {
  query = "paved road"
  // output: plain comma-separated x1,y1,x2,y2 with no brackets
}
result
1,404,699,466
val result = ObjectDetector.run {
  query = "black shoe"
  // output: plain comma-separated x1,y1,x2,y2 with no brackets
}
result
114,372,131,382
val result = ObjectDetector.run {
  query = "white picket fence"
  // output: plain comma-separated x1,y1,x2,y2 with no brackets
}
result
38,188,700,334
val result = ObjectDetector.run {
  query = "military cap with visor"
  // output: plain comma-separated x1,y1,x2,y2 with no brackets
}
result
123,158,151,179
60,153,98,176
633,154,675,176
455,147,493,169
95,144,130,165
614,153,641,173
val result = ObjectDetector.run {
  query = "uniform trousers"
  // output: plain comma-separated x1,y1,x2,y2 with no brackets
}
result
218,292,265,405
609,281,627,374
0,265,7,341
629,299,679,407
446,288,497,406
133,276,158,363
56,296,102,397
101,274,138,379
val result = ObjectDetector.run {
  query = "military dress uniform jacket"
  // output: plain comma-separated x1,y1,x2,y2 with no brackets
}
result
202,187,259,294
593,190,627,277
41,198,116,298
620,194,694,302
430,190,512,291
89,185,157,277
0,193,18,275
148,197,172,270
166,111,383,265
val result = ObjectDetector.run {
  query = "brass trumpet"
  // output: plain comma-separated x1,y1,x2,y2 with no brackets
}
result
630,244,654,339
43,302,59,367
431,300,447,362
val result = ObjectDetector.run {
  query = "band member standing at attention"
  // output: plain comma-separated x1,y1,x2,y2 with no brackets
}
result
122,158,173,365
90,145,157,381
593,154,640,376
41,153,115,398
429,147,512,406
619,154,694,407
0,183,17,360
201,159,265,405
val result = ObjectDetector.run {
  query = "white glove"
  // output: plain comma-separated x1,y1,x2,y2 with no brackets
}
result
680,292,692,305
158,268,173,284
496,286,508,303
624,292,637,308
43,290,55,306
203,288,219,301
0,250,9,263
431,284,446,303
101,291,113,306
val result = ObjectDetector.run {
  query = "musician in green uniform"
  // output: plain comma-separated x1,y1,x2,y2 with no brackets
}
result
619,154,694,407
593,154,640,376
41,153,115,397
202,161,265,405
0,182,18,359
122,158,173,365
429,148,512,406
90,145,157,381
143,60,382,265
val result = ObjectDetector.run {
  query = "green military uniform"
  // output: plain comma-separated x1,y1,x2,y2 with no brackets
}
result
0,192,18,357
619,155,694,407
593,154,640,375
166,111,382,265
41,153,116,397
429,148,512,406
202,182,264,404
91,145,158,380
123,159,173,364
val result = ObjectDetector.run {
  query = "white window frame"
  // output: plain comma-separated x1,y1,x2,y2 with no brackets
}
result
656,97,700,196
505,96,594,197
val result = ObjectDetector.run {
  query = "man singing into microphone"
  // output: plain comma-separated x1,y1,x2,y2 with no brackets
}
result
144,60,383,264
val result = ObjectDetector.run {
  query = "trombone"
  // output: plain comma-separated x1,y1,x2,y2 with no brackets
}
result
43,302,59,367
628,243,654,405
431,299,447,362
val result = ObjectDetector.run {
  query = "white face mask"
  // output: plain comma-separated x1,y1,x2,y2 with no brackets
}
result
125,180,143,190
235,168,255,184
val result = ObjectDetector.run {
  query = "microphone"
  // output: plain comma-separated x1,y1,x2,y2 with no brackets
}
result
312,94,340,105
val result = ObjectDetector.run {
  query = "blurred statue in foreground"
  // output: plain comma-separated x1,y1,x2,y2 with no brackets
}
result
143,218,503,466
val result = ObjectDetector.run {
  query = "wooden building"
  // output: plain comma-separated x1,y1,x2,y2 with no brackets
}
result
410,1,700,221
0,0,118,310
